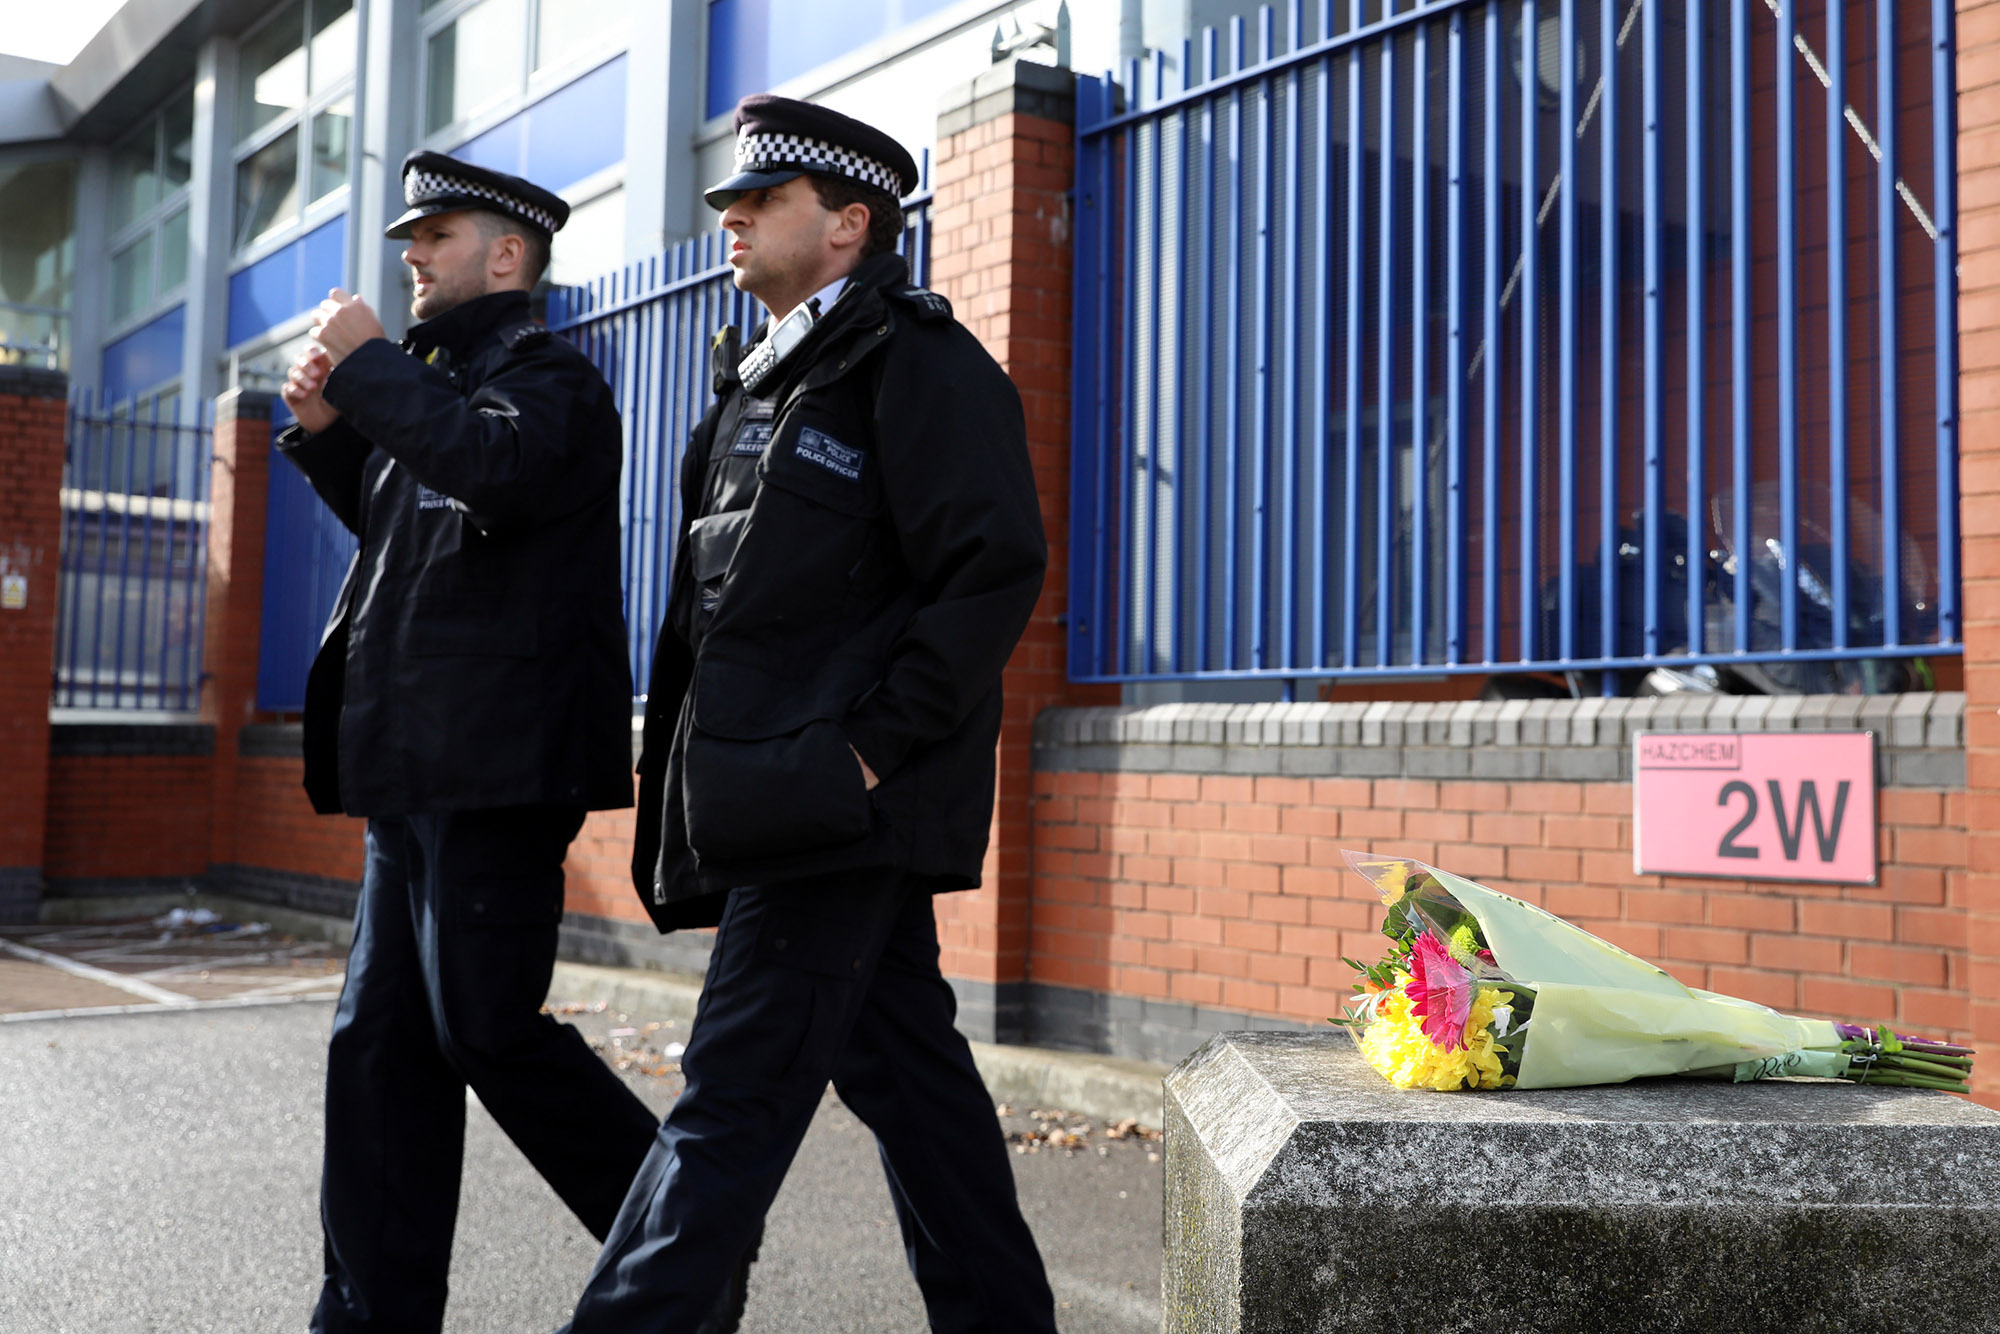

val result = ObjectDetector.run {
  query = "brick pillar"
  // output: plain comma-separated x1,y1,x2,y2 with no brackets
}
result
0,366,67,923
1959,0,2000,1105
202,390,274,874
931,60,1118,1042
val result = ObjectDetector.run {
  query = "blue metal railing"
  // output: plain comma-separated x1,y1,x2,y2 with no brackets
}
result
547,166,933,693
54,393,214,712
1069,0,1961,689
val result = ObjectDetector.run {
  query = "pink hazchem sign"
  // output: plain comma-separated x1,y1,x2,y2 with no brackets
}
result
1632,732,1877,885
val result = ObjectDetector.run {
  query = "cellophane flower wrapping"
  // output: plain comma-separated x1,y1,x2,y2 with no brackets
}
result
1335,853,1852,1091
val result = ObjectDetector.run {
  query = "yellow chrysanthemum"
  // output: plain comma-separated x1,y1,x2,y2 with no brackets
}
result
1357,975,1514,1091
1375,863,1410,905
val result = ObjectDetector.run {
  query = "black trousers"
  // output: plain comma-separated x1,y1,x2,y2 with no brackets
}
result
312,806,659,1333
565,868,1058,1333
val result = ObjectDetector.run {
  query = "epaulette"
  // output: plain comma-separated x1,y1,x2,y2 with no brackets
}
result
710,326,742,393
885,285,952,322
499,320,552,351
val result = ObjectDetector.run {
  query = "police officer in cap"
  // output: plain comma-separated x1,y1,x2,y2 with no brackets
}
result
561,96,1058,1332
279,152,663,1332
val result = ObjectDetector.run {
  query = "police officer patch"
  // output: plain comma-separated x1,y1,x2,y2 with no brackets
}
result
417,484,456,511
794,427,863,481
731,421,774,456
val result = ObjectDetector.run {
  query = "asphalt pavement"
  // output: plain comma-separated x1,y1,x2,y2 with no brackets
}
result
0,999,1162,1333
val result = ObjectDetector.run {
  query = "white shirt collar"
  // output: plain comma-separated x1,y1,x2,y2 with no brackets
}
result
807,275,847,315
771,275,849,327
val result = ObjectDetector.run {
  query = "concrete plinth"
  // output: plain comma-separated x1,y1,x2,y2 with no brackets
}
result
1164,1032,2000,1333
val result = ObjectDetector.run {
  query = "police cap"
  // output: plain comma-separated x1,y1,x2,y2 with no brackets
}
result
704,95,920,211
385,150,571,240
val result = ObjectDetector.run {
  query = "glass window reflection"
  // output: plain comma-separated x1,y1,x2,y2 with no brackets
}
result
163,91,195,189
159,209,190,295
235,129,301,247
111,235,154,325
310,0,357,96
425,0,527,134
311,98,353,202
237,2,307,141
110,132,159,232
535,0,633,73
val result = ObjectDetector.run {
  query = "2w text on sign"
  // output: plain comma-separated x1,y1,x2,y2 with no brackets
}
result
1632,732,1877,885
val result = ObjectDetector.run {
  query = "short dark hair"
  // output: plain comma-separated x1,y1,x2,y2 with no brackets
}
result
475,209,552,288
807,173,903,258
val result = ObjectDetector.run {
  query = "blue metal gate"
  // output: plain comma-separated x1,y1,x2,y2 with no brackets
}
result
54,393,214,712
1068,0,1960,690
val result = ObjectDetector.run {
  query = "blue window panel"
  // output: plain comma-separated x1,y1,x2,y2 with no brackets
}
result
101,305,186,403
457,55,626,193
226,213,349,348
705,0,964,118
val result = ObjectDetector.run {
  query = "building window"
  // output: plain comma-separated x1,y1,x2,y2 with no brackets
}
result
546,184,624,288
233,0,358,251
421,0,633,139
0,158,76,370
107,87,195,329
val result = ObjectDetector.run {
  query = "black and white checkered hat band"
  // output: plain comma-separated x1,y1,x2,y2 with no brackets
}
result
404,167,561,233
734,132,903,196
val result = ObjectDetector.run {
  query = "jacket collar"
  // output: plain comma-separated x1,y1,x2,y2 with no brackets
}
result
404,289,532,359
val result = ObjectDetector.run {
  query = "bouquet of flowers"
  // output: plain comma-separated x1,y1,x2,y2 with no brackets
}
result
1332,852,1974,1094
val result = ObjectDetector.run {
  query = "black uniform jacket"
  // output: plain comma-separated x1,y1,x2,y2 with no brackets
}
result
632,251,1046,930
277,289,635,817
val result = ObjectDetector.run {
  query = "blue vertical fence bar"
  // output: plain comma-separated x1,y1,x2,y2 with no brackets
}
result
54,394,215,712
1344,2,1364,669
1642,0,1663,657
1600,0,1620,665
1059,0,1958,685
1558,0,1579,663
1481,0,1500,668
1518,0,1539,666
1936,0,1960,645
1685,0,1704,657
1312,10,1334,669
1828,3,1850,647
1376,13,1396,666
1410,17,1430,666
1252,11,1274,672
1777,0,1799,652
1445,8,1466,666
1731,0,1752,658
1878,0,1903,647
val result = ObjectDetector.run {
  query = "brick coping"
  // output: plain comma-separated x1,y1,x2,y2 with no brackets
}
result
1034,692,1965,787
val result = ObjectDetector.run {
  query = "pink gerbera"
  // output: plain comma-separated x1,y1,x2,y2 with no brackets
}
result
1404,930,1476,1050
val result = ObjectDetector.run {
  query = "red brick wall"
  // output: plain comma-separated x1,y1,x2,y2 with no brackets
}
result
44,754,211,880
563,805,651,927
928,75,1120,1012
928,78,1117,1010
230,755,365,884
1031,770,1972,1047
1958,0,2000,1104
0,375,65,879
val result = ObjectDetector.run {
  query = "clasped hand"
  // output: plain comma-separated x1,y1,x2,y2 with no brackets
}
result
280,288,388,434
